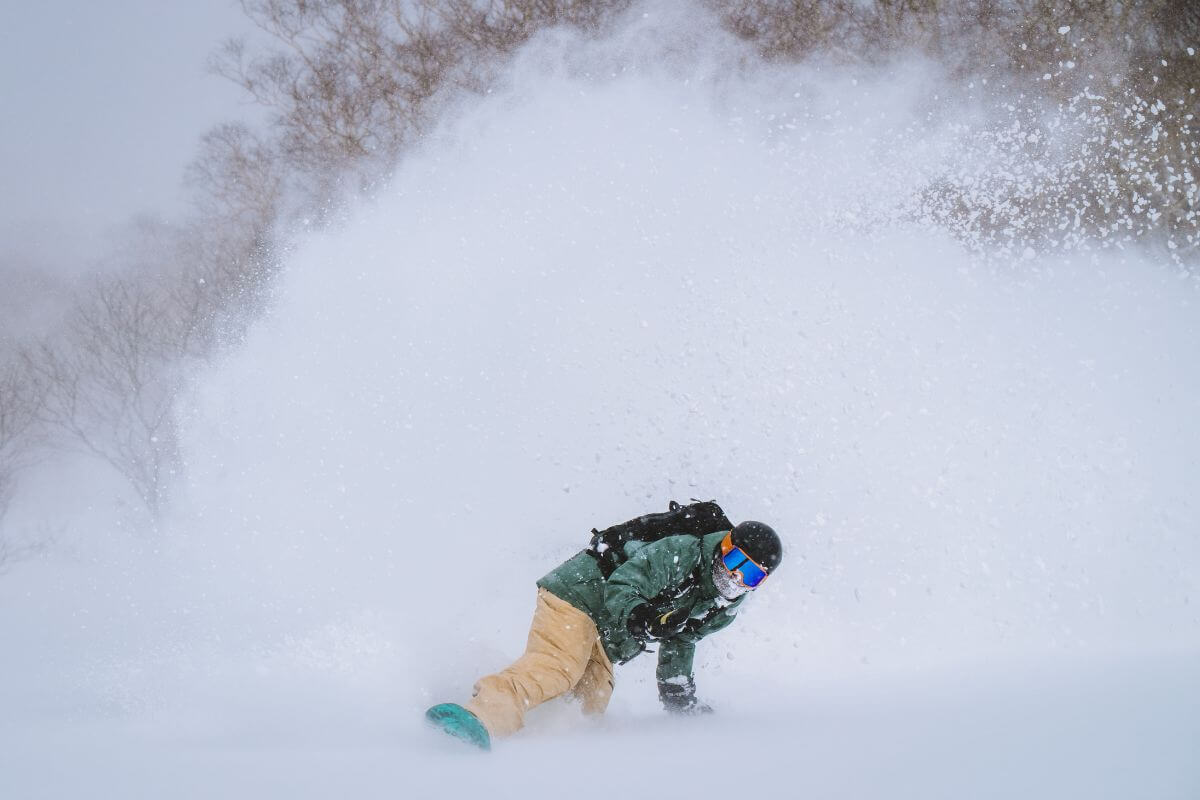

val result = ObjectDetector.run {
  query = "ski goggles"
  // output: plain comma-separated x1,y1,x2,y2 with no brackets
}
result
719,532,769,589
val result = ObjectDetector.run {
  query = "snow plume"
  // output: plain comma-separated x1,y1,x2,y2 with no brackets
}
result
2,7,1198,798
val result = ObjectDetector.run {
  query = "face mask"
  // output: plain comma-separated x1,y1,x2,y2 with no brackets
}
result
712,559,751,599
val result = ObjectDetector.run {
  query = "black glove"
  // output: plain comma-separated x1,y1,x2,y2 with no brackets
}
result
659,675,714,715
628,604,690,642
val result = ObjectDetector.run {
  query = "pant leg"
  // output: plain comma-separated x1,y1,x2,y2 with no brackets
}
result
465,589,598,737
570,638,615,716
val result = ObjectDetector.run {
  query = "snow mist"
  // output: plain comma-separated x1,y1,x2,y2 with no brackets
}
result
2,8,1197,799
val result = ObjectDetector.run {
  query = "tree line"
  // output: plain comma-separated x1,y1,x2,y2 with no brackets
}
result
1,0,1196,563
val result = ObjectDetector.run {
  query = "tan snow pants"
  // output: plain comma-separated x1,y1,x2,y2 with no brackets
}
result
465,588,615,738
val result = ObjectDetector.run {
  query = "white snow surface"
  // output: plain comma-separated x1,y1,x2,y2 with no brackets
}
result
2,10,1198,799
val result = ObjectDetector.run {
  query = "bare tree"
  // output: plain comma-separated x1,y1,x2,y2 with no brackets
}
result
432,0,626,54
25,275,191,519
0,354,43,565
210,0,632,206
211,0,462,186
5,122,285,529
715,0,1199,264
0,357,40,515
184,122,284,323
189,123,282,233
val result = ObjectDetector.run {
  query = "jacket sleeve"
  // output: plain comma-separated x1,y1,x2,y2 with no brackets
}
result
601,536,702,637
656,602,741,707
656,637,697,688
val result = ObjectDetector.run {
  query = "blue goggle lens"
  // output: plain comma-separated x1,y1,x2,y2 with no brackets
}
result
722,546,768,588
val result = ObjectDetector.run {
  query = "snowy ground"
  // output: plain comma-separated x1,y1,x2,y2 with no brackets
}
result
2,11,1198,799
2,645,1196,799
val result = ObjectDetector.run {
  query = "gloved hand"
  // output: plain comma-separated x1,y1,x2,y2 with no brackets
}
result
628,604,690,642
659,675,714,715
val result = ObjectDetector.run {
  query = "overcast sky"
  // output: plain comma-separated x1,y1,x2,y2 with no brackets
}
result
1,1,256,271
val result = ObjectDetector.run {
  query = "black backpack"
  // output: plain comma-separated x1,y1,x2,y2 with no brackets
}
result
586,499,733,578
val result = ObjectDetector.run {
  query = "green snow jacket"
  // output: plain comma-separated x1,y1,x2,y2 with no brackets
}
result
536,529,744,696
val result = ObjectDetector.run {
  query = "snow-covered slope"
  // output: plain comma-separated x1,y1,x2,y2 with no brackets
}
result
3,652,1197,798
1,11,1197,799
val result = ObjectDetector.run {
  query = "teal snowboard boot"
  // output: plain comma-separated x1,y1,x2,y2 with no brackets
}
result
425,703,492,751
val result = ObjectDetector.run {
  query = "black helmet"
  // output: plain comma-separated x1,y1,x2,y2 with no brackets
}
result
730,521,783,574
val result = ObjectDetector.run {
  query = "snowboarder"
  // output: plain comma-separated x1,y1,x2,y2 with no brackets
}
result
425,506,783,751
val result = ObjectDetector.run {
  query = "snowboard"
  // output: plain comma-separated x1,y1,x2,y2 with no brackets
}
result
425,703,491,751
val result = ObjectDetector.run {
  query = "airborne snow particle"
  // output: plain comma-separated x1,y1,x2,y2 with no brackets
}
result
1058,25,1071,35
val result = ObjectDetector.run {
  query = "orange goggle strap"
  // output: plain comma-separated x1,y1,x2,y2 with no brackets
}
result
720,531,769,586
